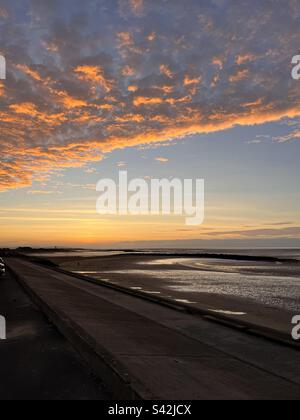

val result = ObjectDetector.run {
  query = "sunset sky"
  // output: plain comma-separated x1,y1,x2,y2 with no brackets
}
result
0,0,300,248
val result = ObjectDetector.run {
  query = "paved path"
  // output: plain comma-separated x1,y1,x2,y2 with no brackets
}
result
6,258,300,400
0,269,109,400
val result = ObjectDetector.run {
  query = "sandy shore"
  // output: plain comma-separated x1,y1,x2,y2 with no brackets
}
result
39,253,300,337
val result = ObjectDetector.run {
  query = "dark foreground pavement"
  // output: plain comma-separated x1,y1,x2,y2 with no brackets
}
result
0,270,109,400
5,258,300,400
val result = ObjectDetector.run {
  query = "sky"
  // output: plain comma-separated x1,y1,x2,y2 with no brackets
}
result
0,0,300,248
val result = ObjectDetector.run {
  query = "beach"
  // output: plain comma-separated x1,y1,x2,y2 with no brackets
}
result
30,249,300,337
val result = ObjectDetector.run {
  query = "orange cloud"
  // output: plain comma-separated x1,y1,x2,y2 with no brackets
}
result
58,91,88,109
75,65,114,93
147,32,156,42
118,31,132,47
1,94,300,193
17,64,43,82
117,31,142,55
128,84,138,92
10,102,39,115
236,54,257,65
229,69,250,82
184,75,202,86
212,57,223,69
160,65,174,79
155,157,169,163
274,130,300,143
133,96,163,106
44,42,59,53
116,113,144,122
122,65,136,77
27,190,59,195
1,2,300,194
9,102,66,124
0,81,5,96
243,98,264,108
129,0,144,15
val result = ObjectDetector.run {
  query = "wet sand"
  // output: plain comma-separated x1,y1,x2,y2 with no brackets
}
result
42,253,300,337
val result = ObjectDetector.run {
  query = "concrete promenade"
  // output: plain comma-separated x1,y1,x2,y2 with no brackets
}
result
6,258,300,400
0,269,108,400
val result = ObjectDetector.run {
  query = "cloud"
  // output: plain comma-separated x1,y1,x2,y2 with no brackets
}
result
117,161,127,167
75,65,114,93
118,0,144,18
273,130,300,143
155,157,169,163
85,167,97,174
0,7,8,18
268,222,294,226
212,227,300,238
236,54,257,65
27,190,60,195
129,0,144,16
247,134,271,144
1,0,300,191
229,69,250,83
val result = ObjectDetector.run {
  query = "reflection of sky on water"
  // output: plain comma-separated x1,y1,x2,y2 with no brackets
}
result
106,268,300,312
212,310,247,316
68,254,300,313
139,258,277,272
139,257,299,277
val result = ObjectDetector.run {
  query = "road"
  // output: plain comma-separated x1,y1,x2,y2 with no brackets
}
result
5,258,300,400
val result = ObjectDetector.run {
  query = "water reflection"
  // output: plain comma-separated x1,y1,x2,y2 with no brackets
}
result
109,268,300,312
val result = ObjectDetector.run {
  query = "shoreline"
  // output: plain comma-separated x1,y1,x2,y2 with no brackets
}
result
5,250,300,338
13,250,300,265
16,251,299,338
